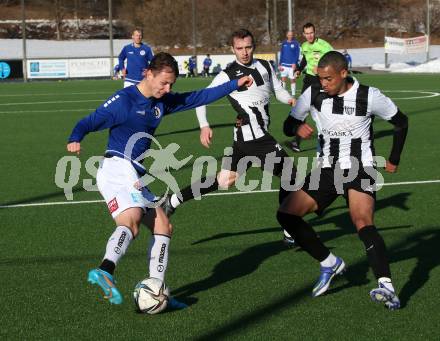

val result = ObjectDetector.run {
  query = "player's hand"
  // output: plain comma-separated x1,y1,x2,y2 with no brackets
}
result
67,142,81,155
278,65,284,71
296,123,314,139
292,64,296,71
385,160,398,173
288,98,296,106
237,75,253,88
294,70,301,78
200,126,213,148
121,69,127,79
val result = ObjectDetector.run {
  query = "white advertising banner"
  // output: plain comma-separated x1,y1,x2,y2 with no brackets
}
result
385,35,428,54
27,59,68,78
69,58,110,77
405,36,429,54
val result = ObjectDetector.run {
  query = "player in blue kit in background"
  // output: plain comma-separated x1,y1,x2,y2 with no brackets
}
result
202,54,212,77
114,28,154,88
279,30,300,97
189,56,197,77
343,49,352,72
67,52,252,308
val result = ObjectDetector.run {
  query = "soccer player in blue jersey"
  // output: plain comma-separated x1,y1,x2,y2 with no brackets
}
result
343,49,352,71
279,30,300,97
202,54,212,77
188,56,197,77
114,28,154,88
67,52,252,308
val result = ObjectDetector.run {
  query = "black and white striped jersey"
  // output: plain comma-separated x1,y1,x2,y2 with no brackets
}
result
196,59,292,142
290,78,398,169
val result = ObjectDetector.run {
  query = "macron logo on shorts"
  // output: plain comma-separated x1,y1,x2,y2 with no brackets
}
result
107,197,119,214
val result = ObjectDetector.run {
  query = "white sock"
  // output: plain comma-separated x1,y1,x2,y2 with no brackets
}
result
291,84,296,96
378,277,395,292
283,230,293,238
148,234,171,282
170,194,181,208
320,253,337,267
103,226,133,265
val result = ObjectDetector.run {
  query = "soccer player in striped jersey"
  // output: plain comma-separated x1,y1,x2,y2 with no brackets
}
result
114,28,154,88
290,22,333,153
279,51,408,309
279,30,301,96
67,52,252,307
161,29,297,247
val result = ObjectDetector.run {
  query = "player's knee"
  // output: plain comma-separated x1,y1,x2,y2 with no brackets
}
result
352,216,373,230
217,172,236,189
153,210,173,236
122,223,139,238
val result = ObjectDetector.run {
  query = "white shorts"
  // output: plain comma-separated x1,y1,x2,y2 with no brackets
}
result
97,156,156,218
279,66,296,80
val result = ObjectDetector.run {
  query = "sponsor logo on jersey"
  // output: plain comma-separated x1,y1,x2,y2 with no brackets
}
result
252,97,270,106
136,110,146,115
235,69,244,76
107,197,119,213
322,128,354,137
140,50,146,56
128,51,134,54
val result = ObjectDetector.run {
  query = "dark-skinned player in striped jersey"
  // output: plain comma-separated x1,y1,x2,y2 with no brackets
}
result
279,51,408,310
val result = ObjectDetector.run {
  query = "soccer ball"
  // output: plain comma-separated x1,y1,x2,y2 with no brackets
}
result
133,277,170,314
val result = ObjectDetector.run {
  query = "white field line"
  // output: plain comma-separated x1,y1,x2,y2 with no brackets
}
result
1,179,439,209
0,89,439,97
0,90,439,110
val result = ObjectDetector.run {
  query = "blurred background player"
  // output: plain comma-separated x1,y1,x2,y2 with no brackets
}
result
278,30,300,97
202,54,212,77
67,52,252,307
114,28,154,88
188,55,197,77
289,22,333,152
161,28,297,248
343,49,353,72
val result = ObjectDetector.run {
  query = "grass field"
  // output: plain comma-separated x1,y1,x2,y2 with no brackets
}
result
0,74,439,340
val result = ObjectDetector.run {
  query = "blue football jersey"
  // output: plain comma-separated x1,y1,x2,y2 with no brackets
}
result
116,43,154,83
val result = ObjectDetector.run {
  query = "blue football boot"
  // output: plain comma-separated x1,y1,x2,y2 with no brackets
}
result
87,268,123,305
312,257,346,297
167,296,188,310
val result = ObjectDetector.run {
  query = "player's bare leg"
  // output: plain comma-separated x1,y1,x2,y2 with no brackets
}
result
88,207,142,304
